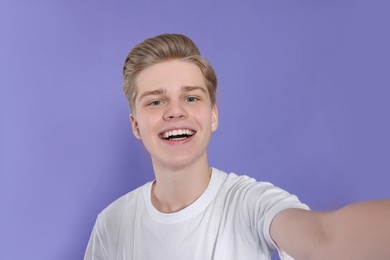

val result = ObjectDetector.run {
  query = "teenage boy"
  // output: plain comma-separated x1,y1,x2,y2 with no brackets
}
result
85,34,390,260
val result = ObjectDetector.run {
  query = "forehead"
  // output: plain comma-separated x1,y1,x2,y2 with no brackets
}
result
135,60,206,93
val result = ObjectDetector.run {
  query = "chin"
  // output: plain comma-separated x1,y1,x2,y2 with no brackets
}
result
152,153,206,171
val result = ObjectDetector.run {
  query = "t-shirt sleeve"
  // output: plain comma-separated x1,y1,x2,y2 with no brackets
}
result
84,214,109,260
241,181,309,259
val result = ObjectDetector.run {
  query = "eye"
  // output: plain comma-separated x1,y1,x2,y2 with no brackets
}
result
147,100,163,106
185,96,199,103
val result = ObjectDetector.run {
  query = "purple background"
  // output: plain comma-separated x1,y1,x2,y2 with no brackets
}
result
1,1,389,259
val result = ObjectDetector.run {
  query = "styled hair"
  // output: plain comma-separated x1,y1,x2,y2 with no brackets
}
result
123,33,217,111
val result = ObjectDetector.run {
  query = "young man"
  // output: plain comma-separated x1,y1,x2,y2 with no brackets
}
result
85,34,390,260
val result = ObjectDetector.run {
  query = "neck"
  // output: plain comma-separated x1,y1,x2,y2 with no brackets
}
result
151,161,212,213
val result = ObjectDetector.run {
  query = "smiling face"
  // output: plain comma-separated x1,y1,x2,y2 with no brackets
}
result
130,59,218,171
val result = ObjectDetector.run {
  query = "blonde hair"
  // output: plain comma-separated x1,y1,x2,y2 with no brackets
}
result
123,34,217,111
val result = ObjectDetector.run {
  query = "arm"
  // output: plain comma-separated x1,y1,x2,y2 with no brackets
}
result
271,200,390,260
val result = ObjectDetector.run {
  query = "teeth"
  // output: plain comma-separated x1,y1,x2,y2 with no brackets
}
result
161,129,195,139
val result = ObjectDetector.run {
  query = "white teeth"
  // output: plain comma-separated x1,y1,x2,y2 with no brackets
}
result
161,129,195,139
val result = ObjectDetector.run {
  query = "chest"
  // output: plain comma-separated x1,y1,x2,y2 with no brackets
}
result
113,202,271,260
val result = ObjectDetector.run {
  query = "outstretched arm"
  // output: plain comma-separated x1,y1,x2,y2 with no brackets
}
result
271,200,390,260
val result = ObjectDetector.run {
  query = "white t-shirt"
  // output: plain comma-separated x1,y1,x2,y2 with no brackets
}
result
85,168,309,260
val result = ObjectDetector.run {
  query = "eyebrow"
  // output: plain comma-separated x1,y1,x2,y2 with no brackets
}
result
138,88,166,101
138,85,207,101
181,85,207,94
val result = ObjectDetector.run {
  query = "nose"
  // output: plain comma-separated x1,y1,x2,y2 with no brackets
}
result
163,101,187,121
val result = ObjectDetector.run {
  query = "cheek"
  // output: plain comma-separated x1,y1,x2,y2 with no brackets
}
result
197,109,214,128
136,115,157,134
137,121,149,134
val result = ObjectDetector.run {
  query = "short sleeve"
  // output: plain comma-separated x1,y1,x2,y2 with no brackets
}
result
84,214,109,260
239,180,309,259
261,185,309,259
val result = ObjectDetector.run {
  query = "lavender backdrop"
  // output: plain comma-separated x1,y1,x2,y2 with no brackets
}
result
1,1,389,259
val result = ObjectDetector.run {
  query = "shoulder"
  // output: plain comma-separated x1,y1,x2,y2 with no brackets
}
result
97,182,150,226
214,167,283,196
213,167,308,218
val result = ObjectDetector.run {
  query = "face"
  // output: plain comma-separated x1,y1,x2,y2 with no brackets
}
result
130,60,218,171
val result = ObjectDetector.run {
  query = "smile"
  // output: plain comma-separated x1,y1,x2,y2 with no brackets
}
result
159,129,196,141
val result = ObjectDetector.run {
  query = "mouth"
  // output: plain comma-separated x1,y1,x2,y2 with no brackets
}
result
159,129,196,141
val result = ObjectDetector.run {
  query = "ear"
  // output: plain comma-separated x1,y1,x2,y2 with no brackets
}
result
211,104,219,132
130,114,141,139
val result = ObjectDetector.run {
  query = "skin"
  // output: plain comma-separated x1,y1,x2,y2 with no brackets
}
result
130,59,218,213
271,201,390,259
129,59,390,259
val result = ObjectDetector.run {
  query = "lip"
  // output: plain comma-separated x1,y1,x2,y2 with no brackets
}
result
158,127,197,144
159,133,196,144
158,127,196,137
